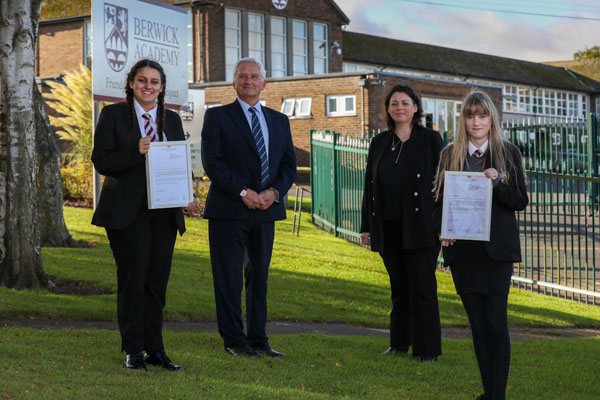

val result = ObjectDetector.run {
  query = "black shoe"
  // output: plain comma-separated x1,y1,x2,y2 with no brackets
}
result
225,344,261,358
252,343,284,358
125,352,147,371
144,351,183,372
381,346,409,355
418,355,438,362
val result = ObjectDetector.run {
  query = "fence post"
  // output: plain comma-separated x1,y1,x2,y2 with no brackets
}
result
333,131,339,237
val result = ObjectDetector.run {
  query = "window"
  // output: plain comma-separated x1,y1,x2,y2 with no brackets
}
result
225,9,241,81
83,20,92,68
292,20,307,76
556,92,567,116
281,97,312,118
532,89,543,115
518,87,531,113
270,17,286,78
248,13,265,64
544,90,556,116
503,85,517,112
187,15,193,82
313,23,328,74
326,95,356,116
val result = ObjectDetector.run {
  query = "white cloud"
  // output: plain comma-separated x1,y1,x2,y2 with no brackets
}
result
340,0,600,62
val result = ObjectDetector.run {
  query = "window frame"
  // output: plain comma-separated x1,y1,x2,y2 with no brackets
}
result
326,94,356,117
225,9,242,81
281,97,312,118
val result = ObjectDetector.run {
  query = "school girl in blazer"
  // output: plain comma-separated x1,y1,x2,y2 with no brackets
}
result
360,85,443,361
92,59,196,372
433,91,528,400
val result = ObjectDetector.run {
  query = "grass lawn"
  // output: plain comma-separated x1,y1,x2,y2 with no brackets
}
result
1,207,598,328
0,206,598,399
0,328,598,399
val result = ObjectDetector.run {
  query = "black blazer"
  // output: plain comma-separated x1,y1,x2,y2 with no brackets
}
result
434,142,529,264
360,126,444,252
91,102,186,234
201,100,296,221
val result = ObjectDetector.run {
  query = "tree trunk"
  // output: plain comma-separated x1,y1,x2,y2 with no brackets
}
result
34,83,76,247
0,0,48,288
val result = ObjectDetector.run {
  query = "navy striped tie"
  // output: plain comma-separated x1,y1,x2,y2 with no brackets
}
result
249,107,269,188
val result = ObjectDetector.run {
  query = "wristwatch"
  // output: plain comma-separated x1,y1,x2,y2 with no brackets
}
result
240,187,248,197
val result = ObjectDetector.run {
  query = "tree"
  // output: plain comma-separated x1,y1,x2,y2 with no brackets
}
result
0,0,74,288
574,45,600,61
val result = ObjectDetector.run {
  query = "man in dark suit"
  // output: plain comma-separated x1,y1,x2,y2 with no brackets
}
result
201,57,296,358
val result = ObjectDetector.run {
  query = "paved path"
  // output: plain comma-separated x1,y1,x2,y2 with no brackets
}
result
1,319,598,342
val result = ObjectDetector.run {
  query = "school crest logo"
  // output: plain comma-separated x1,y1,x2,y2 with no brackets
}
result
104,3,128,72
272,0,288,10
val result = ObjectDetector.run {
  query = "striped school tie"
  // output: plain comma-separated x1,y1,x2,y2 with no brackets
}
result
142,113,157,142
249,107,269,188
473,149,482,159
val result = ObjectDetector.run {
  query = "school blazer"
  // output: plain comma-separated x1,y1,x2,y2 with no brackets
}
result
434,142,529,264
91,102,186,234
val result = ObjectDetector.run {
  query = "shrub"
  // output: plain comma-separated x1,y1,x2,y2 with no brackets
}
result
61,162,93,206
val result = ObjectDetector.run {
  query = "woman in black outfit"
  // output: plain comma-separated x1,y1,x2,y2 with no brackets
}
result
433,90,528,399
92,59,197,372
360,85,443,361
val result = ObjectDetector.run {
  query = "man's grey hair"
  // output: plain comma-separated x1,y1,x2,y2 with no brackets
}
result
233,57,267,83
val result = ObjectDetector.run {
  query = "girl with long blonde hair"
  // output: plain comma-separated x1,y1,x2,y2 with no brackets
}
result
433,90,528,400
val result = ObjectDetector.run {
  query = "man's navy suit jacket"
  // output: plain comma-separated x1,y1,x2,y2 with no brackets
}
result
201,100,296,221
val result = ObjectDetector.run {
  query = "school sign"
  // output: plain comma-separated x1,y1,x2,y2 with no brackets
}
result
92,0,189,108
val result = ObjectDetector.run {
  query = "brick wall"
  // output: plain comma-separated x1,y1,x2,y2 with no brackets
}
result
37,21,84,78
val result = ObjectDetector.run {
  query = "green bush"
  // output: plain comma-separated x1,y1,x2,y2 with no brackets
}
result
61,162,93,205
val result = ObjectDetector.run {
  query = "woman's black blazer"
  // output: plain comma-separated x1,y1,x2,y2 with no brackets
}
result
434,142,529,264
360,126,444,252
91,102,186,235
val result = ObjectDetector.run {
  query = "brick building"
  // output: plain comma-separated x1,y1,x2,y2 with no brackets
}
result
37,0,600,167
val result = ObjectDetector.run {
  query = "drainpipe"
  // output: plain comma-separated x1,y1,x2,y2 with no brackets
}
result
358,76,366,137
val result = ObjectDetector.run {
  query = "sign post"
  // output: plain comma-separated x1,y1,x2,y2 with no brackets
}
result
91,0,190,207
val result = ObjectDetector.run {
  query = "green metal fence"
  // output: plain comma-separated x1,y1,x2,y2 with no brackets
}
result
503,115,599,305
310,114,600,304
310,130,370,244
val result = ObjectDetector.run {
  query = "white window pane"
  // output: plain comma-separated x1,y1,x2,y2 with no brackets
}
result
293,56,306,74
314,58,325,74
272,36,285,52
249,14,263,31
293,38,306,55
313,24,326,41
271,18,284,34
249,33,262,50
345,96,355,112
298,100,308,114
272,53,285,70
225,10,239,28
293,20,306,37
314,42,326,58
328,97,337,113
226,47,240,62
225,30,240,47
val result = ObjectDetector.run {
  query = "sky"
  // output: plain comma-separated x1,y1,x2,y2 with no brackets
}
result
340,0,600,62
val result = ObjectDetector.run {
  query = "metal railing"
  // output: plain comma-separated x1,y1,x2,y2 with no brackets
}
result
310,114,600,304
